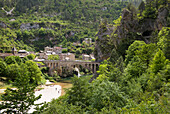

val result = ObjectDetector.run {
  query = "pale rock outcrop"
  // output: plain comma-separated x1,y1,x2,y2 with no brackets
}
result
20,23,40,30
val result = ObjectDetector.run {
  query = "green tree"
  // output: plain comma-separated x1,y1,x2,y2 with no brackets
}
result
90,80,127,110
25,60,42,84
96,60,109,82
66,76,92,108
125,40,146,66
86,47,93,55
62,49,68,53
4,56,16,65
150,49,168,74
124,56,147,79
76,48,82,55
48,55,59,60
22,56,29,63
0,64,41,113
142,0,158,19
14,56,22,64
0,61,7,76
42,100,84,114
6,63,20,81
135,43,157,68
27,54,36,60
157,27,170,59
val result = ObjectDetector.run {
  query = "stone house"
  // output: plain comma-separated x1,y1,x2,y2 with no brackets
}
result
16,50,29,58
82,54,95,61
82,54,90,60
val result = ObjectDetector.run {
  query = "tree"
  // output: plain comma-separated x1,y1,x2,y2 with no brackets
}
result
42,100,84,114
76,48,82,55
150,49,168,74
62,49,68,53
135,43,157,68
4,56,16,65
14,56,22,64
25,60,42,84
96,60,109,82
125,40,146,66
90,80,127,110
22,56,29,63
142,0,158,19
6,63,20,81
48,55,59,60
157,27,170,59
124,56,147,79
138,1,145,16
27,54,36,60
0,61,7,76
66,76,92,108
109,49,119,64
0,64,41,113
86,47,93,55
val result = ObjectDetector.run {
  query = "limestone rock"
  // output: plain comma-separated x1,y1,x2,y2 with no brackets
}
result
94,24,115,62
20,23,40,30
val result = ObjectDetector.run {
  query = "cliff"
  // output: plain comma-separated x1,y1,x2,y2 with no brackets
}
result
94,6,169,62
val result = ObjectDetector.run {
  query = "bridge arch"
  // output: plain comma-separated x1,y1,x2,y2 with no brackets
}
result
43,60,100,76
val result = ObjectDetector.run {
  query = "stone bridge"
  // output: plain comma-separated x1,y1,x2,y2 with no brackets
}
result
43,60,100,76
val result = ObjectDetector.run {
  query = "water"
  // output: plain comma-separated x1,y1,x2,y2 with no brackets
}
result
74,67,81,77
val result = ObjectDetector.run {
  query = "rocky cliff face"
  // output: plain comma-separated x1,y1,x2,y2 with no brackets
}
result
20,23,40,30
94,7,169,62
116,7,169,43
94,24,115,62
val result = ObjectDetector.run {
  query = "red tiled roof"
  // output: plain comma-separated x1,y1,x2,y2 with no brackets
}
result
55,47,62,49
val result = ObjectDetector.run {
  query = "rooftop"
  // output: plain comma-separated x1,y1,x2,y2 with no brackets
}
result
18,50,28,53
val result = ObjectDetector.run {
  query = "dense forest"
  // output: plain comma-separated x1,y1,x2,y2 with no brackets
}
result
0,0,170,113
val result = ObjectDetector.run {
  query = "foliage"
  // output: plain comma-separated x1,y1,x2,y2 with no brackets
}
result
27,54,36,60
0,0,129,51
25,60,42,84
0,61,7,76
4,56,17,65
62,49,68,53
91,80,127,110
42,99,84,114
66,76,92,108
125,40,146,66
135,43,157,68
150,49,168,74
157,27,170,59
0,63,41,113
48,55,59,60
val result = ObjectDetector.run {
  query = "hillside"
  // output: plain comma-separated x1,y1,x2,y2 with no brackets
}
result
0,0,143,51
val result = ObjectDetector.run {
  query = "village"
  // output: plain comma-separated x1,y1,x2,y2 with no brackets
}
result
0,38,95,62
